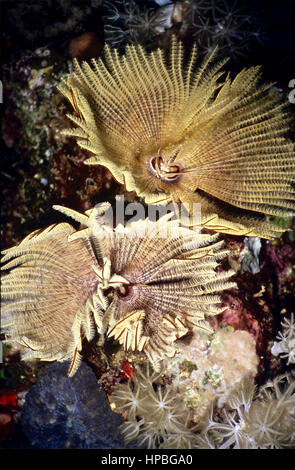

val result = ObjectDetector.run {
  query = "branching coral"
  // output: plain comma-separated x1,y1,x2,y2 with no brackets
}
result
271,313,295,365
59,38,295,238
1,203,235,374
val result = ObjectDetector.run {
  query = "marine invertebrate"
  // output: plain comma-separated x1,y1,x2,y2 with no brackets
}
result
59,38,295,238
1,222,102,376
54,203,236,370
111,363,199,449
102,0,170,48
165,327,259,424
1,202,235,374
180,0,266,60
111,339,295,449
196,372,295,448
271,313,295,365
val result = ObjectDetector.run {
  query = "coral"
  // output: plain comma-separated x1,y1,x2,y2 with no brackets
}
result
59,38,295,238
21,361,128,449
179,0,266,61
1,0,294,452
1,36,114,252
111,363,199,449
198,372,295,448
271,313,295,365
165,328,259,424
101,0,265,61
111,327,260,449
102,0,171,48
110,322,295,449
1,203,235,375
1,54,69,247
109,340,295,449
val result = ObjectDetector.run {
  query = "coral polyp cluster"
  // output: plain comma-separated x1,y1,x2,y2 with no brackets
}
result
1,203,235,375
101,0,265,60
199,372,295,449
111,362,295,449
111,364,199,449
271,313,295,365
102,0,169,48
59,38,295,238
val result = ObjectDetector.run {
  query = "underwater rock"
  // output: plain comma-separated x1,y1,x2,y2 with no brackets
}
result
21,361,128,449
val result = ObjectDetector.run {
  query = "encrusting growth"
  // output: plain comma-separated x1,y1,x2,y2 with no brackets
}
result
1,203,235,374
59,37,295,238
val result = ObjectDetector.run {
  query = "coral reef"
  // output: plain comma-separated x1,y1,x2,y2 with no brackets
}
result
177,0,266,61
102,0,171,48
3,0,268,63
170,328,259,417
59,38,295,237
101,0,265,62
111,363,200,449
1,47,112,249
1,0,294,451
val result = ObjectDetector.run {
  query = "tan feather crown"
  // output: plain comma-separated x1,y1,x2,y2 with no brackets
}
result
58,38,295,238
1,222,100,376
1,204,235,374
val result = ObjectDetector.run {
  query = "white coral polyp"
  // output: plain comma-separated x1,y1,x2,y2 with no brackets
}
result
271,313,295,365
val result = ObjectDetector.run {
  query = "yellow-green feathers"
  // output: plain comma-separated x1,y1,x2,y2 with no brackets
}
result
1,207,235,374
59,38,295,238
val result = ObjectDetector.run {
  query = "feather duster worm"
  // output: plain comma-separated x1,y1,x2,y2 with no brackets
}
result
1,204,235,374
1,223,101,376
59,38,295,238
53,204,236,370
